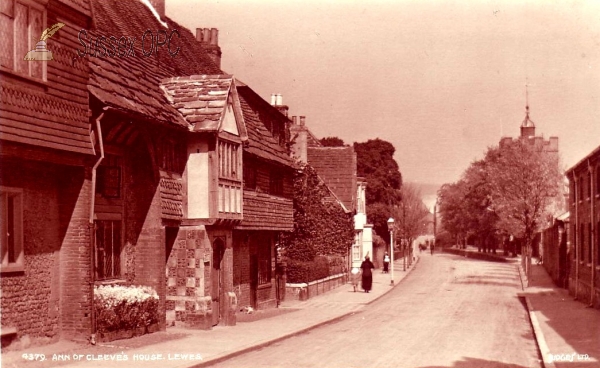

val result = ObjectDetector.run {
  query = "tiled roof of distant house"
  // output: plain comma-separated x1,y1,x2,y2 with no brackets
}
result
307,146,357,212
236,85,295,167
87,0,221,128
160,75,247,140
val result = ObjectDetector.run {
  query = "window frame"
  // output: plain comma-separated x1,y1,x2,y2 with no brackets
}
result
1,0,48,82
0,186,24,273
257,243,271,286
94,217,124,281
269,170,284,196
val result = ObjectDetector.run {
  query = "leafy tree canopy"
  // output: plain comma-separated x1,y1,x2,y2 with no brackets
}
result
320,136,346,147
438,139,562,249
354,139,403,205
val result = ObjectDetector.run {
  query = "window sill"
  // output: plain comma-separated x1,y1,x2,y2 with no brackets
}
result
95,278,127,286
0,67,48,89
257,283,272,290
0,264,25,274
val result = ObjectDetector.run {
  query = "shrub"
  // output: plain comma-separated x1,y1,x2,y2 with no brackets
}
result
94,285,160,333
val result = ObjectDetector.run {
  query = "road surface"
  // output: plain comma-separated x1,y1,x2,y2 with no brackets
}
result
216,253,541,368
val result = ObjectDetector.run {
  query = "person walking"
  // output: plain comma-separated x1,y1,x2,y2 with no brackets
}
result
360,256,375,293
430,242,435,255
382,252,390,273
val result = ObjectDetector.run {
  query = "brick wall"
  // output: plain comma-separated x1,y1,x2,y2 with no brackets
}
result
0,158,90,341
0,157,61,336
232,231,276,310
165,226,210,326
125,142,166,326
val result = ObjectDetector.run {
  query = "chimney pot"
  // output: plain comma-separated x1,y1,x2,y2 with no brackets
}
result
203,28,211,43
271,94,277,105
300,116,306,127
292,116,297,125
195,28,203,42
276,94,283,106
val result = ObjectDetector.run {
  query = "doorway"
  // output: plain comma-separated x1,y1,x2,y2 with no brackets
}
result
211,238,225,326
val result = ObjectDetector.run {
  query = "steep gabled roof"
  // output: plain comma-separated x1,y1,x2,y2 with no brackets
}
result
236,85,295,167
160,75,247,140
307,146,357,212
87,0,221,127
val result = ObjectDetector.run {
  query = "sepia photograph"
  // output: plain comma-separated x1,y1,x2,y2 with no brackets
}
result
1,0,599,367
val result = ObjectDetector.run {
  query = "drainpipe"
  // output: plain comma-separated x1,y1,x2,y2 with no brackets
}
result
589,161,595,307
89,111,106,345
574,176,579,300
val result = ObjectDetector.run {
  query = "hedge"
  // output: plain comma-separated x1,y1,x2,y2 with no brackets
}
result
287,256,346,283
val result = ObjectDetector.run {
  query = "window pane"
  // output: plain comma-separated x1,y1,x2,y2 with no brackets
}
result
30,7,42,78
0,14,13,68
14,2,28,74
7,195,15,263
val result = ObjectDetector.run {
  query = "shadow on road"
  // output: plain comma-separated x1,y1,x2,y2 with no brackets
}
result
416,356,534,368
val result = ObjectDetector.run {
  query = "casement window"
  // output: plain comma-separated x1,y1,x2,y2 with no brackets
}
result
217,139,242,215
257,243,271,286
587,172,592,199
94,219,122,280
243,165,256,190
352,232,361,262
269,170,283,196
97,155,122,199
0,0,46,80
218,140,239,180
0,187,24,273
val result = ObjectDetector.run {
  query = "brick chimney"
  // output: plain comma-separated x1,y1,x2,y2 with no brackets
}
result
196,28,222,69
148,0,165,19
270,93,289,117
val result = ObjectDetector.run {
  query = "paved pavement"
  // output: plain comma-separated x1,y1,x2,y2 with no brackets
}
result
520,262,600,368
1,256,418,368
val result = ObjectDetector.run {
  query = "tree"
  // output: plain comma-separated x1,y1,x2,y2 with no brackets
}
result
486,140,562,255
354,139,403,205
320,136,346,147
394,183,431,251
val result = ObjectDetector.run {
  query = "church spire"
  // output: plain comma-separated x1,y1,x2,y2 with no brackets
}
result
520,82,535,138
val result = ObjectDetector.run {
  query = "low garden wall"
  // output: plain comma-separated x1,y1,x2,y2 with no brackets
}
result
285,273,348,301
443,247,509,263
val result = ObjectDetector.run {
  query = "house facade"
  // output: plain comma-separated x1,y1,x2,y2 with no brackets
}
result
1,0,296,344
1,0,95,343
566,145,600,309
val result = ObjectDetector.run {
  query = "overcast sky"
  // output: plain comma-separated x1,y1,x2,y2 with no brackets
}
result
169,0,600,186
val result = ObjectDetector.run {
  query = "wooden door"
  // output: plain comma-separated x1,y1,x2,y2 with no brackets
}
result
211,238,225,326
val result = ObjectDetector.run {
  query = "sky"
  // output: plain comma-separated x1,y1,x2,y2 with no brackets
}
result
168,0,600,186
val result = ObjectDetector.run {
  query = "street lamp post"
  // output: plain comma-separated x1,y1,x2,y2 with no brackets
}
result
387,218,395,285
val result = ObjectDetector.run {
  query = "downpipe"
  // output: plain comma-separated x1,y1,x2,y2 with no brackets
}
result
89,111,106,345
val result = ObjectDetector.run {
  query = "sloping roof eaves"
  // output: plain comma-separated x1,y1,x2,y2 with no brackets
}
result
236,87,294,167
87,0,221,129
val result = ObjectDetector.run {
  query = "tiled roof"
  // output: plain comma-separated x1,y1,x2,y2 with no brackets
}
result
87,0,221,128
236,86,294,167
307,146,357,212
58,0,91,16
160,75,247,137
